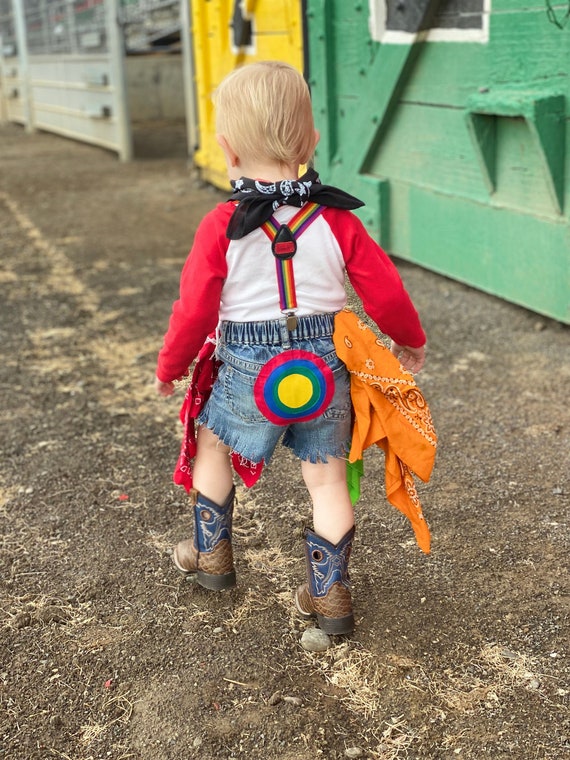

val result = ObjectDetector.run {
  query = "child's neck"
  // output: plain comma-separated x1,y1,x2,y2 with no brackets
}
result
233,159,300,183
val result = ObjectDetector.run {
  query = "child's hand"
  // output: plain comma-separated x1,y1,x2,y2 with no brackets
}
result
155,376,175,396
390,342,425,374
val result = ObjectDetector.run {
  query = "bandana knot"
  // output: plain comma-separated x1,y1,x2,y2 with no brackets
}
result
226,168,363,239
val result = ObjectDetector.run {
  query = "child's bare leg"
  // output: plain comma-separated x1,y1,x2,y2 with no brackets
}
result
192,425,234,503
301,458,354,544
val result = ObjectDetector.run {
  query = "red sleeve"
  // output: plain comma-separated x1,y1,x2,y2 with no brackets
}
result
322,208,426,348
156,203,233,382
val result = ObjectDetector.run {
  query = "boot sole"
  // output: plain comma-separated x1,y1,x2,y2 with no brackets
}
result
197,569,237,591
172,551,236,590
295,588,354,634
316,612,355,636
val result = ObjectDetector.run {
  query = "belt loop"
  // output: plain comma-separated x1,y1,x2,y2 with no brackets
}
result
279,318,291,349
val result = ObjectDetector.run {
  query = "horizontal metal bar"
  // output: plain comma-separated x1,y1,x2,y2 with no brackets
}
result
30,78,112,92
32,102,115,121
31,121,119,152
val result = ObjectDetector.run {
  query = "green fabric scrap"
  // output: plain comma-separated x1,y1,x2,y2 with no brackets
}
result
347,458,364,505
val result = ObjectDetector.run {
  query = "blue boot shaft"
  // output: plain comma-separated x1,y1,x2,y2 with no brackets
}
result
192,487,235,554
304,526,354,599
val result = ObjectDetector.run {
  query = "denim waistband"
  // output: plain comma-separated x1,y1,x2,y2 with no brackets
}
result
219,313,336,346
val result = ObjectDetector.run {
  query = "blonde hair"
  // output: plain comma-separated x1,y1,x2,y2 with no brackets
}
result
213,61,315,168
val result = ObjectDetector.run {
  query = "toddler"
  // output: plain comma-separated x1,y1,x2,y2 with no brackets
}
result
155,61,426,635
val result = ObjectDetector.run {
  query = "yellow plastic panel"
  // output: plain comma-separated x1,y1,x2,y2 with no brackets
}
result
191,0,304,189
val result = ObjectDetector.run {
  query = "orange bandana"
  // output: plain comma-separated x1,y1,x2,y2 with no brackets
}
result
333,309,437,553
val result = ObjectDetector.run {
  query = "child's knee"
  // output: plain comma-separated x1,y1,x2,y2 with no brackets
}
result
198,425,231,455
302,458,345,490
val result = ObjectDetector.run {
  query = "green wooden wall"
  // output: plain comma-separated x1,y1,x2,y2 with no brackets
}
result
306,0,569,323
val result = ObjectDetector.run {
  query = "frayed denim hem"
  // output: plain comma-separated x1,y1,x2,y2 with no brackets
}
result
197,411,269,466
197,409,351,467
283,436,352,464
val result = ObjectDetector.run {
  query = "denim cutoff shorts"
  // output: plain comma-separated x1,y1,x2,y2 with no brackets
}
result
197,314,352,465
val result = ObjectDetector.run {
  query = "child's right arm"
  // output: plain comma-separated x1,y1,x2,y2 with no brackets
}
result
155,205,233,387
154,377,175,396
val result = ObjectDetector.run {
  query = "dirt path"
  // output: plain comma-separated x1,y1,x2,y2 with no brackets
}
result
0,123,568,759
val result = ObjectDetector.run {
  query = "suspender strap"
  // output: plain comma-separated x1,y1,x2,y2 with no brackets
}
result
260,202,325,314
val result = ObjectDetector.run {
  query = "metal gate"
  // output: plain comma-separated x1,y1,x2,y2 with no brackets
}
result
0,0,131,159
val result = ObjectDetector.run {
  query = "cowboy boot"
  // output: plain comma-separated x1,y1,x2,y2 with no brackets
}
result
172,486,236,590
295,526,355,635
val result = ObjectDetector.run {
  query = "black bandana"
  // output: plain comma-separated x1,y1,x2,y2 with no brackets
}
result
226,167,364,239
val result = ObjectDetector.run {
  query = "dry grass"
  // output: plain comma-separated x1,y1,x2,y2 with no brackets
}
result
0,477,17,514
225,588,274,630
1,593,95,631
302,639,560,758
402,642,549,714
319,644,384,720
243,545,298,575
79,691,136,739
305,643,419,759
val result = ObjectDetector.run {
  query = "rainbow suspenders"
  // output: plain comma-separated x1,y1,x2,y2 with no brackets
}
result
260,201,325,332
253,202,335,426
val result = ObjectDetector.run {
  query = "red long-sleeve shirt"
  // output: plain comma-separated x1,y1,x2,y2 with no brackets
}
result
156,202,425,383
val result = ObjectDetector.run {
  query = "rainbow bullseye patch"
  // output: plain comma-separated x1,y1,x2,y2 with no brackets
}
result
254,350,335,425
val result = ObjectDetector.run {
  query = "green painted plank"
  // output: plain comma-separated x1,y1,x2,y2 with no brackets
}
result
489,9,570,83
398,42,492,108
309,0,446,221
368,103,489,201
406,186,570,322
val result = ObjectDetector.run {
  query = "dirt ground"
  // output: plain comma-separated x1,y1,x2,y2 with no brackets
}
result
0,121,568,760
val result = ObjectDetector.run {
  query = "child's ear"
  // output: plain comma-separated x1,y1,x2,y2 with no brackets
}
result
216,134,240,167
300,130,320,165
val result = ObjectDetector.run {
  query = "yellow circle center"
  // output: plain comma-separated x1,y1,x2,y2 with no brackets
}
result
278,374,313,408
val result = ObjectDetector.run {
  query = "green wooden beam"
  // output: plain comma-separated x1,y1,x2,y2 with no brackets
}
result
465,88,566,213
309,0,444,239
306,0,338,164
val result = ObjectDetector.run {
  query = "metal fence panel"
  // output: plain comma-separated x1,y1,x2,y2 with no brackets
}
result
0,56,26,122
0,0,131,159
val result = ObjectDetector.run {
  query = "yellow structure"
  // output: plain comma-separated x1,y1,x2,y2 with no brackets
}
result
191,0,304,189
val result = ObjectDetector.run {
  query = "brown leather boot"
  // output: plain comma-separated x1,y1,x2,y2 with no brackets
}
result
295,526,355,635
172,487,236,590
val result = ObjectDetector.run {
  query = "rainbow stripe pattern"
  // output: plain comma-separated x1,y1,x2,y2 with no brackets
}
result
261,202,324,313
253,350,334,425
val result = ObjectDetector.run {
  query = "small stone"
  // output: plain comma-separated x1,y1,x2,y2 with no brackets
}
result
300,627,331,652
14,612,32,629
213,627,223,634
282,695,303,707
345,748,364,759
268,691,282,706
35,606,68,624
192,737,203,749
527,679,540,691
